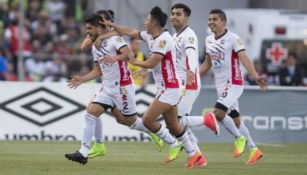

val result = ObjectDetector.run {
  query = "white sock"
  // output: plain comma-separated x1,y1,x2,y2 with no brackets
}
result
238,123,256,149
179,116,204,128
79,113,97,157
177,131,196,157
130,117,149,132
221,115,241,139
186,128,201,152
94,117,103,144
155,125,179,147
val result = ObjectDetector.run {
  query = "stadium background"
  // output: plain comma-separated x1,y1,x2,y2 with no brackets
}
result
0,1,307,175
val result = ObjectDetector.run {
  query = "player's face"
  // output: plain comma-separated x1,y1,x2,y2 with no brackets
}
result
170,8,188,29
145,15,154,34
208,14,225,34
85,23,97,37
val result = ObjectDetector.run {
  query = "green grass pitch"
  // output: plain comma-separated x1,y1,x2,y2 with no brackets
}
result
0,141,306,175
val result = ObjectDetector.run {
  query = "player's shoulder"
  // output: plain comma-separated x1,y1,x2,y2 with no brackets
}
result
156,30,172,42
226,30,241,39
160,30,172,38
205,33,215,42
109,35,126,44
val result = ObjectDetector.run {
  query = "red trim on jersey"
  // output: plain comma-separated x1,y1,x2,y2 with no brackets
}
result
161,51,179,88
231,50,243,85
185,55,198,90
116,51,132,86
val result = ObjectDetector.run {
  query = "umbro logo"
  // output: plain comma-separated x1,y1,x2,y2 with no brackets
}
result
0,87,86,126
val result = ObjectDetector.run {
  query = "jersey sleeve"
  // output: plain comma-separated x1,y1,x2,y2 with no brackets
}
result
232,34,245,53
183,34,198,73
139,31,148,42
183,34,197,50
152,36,169,56
112,36,128,51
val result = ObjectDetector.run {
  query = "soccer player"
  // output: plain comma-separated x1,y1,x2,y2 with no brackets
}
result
78,10,162,158
199,9,267,164
170,3,220,166
64,14,163,165
103,6,201,168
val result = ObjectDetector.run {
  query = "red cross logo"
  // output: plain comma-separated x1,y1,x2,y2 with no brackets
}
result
266,42,287,65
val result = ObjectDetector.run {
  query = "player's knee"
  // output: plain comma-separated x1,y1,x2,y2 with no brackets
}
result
233,118,241,128
213,109,226,122
116,117,127,125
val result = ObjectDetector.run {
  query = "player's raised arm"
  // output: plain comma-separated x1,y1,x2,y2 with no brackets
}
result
104,20,141,39
199,54,212,77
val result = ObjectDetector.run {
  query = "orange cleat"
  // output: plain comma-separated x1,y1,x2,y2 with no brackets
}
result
186,151,201,168
247,147,263,164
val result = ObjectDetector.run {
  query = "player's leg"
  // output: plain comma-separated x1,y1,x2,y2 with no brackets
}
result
86,103,110,158
64,102,106,164
163,105,201,168
142,98,180,148
229,110,263,164
203,85,246,157
86,88,115,158
177,89,208,166
112,85,163,151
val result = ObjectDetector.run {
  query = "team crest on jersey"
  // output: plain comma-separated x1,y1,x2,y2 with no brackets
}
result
188,37,195,44
220,39,225,45
116,37,124,43
159,40,166,48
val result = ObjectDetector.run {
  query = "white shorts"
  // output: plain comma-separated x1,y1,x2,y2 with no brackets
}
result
156,88,182,106
92,84,137,116
177,89,200,116
216,84,243,113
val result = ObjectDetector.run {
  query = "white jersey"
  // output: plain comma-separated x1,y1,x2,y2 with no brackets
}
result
173,26,200,90
92,36,132,87
205,30,245,87
139,30,179,90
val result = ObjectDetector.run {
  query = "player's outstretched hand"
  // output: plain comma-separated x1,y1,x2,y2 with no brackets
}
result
132,68,147,81
256,77,268,91
68,75,83,89
101,20,113,27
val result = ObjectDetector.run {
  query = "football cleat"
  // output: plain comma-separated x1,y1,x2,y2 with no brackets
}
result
247,147,263,164
165,143,183,163
88,143,107,158
65,151,88,165
233,135,247,158
204,112,220,136
186,151,202,168
148,133,164,152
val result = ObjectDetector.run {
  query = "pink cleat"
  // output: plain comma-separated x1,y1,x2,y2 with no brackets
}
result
204,112,220,136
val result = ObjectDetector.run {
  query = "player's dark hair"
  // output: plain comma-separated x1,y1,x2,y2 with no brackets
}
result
96,9,114,22
150,6,168,27
85,14,105,28
210,9,227,22
171,3,191,17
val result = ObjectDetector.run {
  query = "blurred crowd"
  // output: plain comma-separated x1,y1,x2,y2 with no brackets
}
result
0,0,305,87
0,0,90,82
